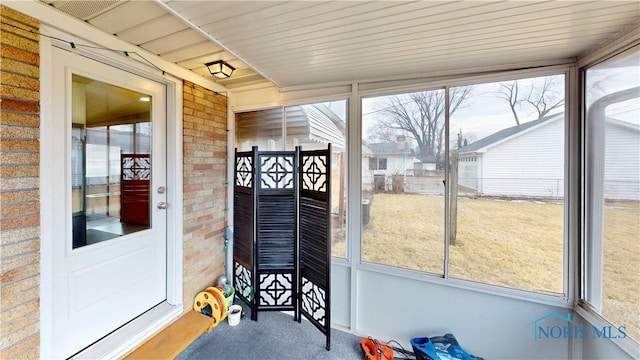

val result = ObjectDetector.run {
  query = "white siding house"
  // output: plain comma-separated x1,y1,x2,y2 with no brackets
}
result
603,118,640,200
459,114,565,198
459,114,640,200
365,140,416,191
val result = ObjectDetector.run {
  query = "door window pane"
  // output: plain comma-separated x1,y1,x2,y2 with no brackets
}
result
585,48,640,342
72,74,152,248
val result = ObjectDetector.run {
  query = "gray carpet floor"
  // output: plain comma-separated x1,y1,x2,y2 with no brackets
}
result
176,302,363,360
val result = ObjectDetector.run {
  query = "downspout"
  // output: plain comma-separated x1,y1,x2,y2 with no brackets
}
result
222,90,235,285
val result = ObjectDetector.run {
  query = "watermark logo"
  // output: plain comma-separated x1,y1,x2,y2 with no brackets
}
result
529,312,626,341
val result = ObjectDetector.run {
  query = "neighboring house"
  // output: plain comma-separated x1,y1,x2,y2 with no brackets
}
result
362,143,374,192
369,137,415,176
600,118,640,200
458,114,565,198
236,103,345,151
364,137,416,190
458,114,640,200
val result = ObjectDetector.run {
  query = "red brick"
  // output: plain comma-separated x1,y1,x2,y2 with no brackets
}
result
0,333,39,360
0,263,38,283
0,214,39,230
0,139,38,151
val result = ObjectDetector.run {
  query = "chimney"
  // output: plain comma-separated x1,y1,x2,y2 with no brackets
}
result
396,135,406,150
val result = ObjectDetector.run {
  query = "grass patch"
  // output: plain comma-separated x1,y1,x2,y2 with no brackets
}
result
361,193,639,341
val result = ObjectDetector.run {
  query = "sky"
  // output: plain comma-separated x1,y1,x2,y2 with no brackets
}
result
361,68,639,145
320,61,638,148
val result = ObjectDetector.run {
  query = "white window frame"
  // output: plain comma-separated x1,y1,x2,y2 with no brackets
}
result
358,68,573,306
579,43,640,353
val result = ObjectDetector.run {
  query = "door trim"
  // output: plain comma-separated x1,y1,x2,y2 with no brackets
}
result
39,26,184,359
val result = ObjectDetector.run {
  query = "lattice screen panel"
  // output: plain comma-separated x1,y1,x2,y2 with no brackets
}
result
232,145,331,349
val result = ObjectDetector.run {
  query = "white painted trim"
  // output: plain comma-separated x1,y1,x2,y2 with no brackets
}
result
3,0,226,93
165,70,184,306
38,23,184,358
233,92,351,114
38,32,55,359
72,302,183,360
574,305,640,358
566,66,580,311
347,83,362,330
443,86,450,279
226,92,235,280
358,261,572,309
577,23,640,69
280,59,575,93
358,64,572,97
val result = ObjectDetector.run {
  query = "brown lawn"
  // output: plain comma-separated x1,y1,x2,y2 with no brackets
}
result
356,193,639,342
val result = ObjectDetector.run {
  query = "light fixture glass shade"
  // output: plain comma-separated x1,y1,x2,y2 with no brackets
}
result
205,60,235,79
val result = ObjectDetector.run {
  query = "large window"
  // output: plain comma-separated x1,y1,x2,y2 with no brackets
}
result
584,47,640,342
361,74,566,294
362,89,446,274
235,100,348,258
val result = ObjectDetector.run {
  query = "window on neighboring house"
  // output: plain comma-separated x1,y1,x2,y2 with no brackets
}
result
235,100,348,258
378,158,387,170
361,73,567,295
584,46,640,342
369,157,387,170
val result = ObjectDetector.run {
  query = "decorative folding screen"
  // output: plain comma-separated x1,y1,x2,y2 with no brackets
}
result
120,154,150,225
233,150,254,308
255,150,298,317
233,145,331,350
298,145,331,350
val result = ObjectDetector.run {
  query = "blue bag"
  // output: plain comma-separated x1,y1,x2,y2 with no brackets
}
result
410,333,483,360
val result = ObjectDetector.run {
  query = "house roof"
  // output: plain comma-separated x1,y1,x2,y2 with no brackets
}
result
236,103,345,149
367,142,413,156
459,113,640,154
458,113,562,153
298,104,346,149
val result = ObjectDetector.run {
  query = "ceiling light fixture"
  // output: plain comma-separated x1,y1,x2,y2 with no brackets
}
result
205,60,235,79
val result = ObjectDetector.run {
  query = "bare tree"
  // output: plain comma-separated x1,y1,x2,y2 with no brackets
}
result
496,81,521,125
368,87,472,167
496,76,564,125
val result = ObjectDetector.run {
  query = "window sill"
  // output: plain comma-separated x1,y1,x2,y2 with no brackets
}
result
356,261,572,308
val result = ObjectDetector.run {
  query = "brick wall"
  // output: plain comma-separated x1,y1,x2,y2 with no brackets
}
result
182,81,227,308
0,6,41,359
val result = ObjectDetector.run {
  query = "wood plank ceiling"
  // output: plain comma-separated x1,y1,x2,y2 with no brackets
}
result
43,0,640,90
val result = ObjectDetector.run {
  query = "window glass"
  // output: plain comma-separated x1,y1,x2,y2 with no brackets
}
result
448,75,565,293
361,90,446,274
236,108,284,151
235,101,348,258
71,74,152,249
360,75,567,292
585,47,640,342
285,102,348,258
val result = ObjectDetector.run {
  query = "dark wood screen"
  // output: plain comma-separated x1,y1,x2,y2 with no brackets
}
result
233,145,331,349
233,149,255,312
120,154,150,225
255,151,298,319
298,145,331,350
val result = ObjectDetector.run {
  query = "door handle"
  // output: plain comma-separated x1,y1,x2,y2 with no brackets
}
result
157,202,168,210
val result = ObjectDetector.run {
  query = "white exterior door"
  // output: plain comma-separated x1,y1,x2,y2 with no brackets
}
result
50,47,167,359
